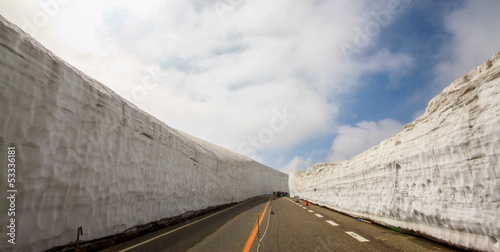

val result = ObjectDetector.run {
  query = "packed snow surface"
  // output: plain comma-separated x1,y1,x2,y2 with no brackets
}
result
290,51,500,251
0,16,288,251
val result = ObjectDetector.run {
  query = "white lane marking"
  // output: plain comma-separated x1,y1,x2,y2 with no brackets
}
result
315,214,323,218
345,231,369,242
308,210,314,213
302,207,307,209
326,220,339,226
118,200,249,251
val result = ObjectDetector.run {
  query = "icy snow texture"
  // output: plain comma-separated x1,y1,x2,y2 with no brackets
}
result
290,51,500,251
0,16,288,252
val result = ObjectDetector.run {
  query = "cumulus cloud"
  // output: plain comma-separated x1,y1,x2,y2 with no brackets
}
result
434,0,500,89
327,119,403,163
101,1,414,153
0,0,417,167
279,156,312,174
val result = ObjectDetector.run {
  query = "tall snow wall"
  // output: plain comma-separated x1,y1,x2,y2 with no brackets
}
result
290,51,500,251
0,16,288,252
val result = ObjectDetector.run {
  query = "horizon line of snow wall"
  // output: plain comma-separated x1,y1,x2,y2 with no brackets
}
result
290,51,500,252
0,16,288,252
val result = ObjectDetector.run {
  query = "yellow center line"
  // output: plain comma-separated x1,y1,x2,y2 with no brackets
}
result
243,197,271,252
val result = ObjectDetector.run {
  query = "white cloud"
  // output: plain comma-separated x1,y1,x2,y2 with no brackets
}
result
434,0,500,90
327,118,403,163
279,156,312,174
98,1,414,153
0,0,416,167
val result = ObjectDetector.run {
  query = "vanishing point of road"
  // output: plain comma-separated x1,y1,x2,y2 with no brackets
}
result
102,195,456,252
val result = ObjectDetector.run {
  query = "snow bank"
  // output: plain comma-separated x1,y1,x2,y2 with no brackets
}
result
0,16,287,252
290,51,500,251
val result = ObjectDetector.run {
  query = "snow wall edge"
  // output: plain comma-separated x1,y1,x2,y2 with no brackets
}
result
290,51,500,252
0,15,288,252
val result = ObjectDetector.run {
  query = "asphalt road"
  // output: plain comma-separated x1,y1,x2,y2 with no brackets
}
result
102,195,457,252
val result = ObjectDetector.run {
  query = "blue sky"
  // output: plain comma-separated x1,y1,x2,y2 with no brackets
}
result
2,0,500,173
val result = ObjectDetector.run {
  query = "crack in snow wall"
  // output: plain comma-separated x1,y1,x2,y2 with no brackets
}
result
290,51,500,252
0,16,288,252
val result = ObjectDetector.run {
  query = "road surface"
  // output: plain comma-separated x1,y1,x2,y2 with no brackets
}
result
102,195,456,251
